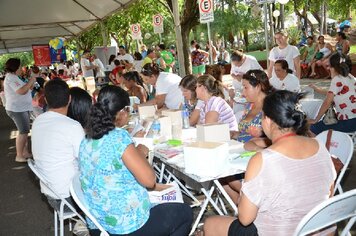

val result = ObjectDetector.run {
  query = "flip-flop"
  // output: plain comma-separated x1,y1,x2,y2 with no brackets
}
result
15,157,28,163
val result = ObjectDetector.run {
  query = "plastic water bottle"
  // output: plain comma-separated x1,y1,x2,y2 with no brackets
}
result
182,106,190,129
151,117,161,143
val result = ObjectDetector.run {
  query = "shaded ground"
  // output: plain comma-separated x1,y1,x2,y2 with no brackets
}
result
0,78,355,235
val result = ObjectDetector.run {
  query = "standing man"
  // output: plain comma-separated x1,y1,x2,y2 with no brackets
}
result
32,79,85,209
157,44,175,73
80,50,97,78
267,31,301,79
116,45,134,70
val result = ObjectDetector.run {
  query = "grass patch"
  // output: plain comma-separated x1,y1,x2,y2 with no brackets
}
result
350,45,356,54
246,50,267,61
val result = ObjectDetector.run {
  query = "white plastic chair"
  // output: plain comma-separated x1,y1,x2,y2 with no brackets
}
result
27,159,85,236
70,174,109,236
293,189,356,236
316,130,354,195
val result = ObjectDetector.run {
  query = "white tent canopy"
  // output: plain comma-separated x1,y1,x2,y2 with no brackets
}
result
0,0,137,55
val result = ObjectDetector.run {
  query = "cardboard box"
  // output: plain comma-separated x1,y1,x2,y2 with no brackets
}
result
162,109,182,126
148,182,183,204
196,123,230,142
158,116,172,140
138,105,156,119
184,141,229,177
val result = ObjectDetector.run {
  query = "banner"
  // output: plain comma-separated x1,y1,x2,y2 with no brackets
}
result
32,45,51,66
50,46,67,64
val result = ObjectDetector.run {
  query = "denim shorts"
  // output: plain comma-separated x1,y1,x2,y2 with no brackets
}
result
6,110,31,134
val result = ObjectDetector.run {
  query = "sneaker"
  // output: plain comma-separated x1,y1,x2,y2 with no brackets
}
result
15,157,28,163
73,219,89,236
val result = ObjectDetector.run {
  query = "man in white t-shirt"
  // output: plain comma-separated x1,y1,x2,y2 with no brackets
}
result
230,50,263,92
268,31,301,79
32,79,85,209
116,45,134,70
80,51,97,78
140,64,183,109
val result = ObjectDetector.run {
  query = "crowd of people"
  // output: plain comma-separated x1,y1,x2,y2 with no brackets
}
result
1,27,355,235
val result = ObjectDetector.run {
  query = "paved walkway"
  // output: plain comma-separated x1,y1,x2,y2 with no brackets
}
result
0,78,355,235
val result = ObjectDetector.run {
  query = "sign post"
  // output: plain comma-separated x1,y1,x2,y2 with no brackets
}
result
130,23,142,52
199,0,214,64
153,14,164,44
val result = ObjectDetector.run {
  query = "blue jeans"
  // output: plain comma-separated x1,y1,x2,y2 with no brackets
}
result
310,117,356,135
89,203,193,236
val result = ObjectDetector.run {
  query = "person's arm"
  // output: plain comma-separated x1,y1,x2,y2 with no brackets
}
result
205,111,219,124
342,41,350,55
309,83,328,95
189,109,200,126
238,152,262,226
267,60,275,78
122,144,156,189
133,86,147,103
293,55,301,79
310,92,334,123
142,94,166,109
16,77,36,95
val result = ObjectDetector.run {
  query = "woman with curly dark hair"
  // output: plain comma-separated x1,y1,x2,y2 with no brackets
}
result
80,85,193,236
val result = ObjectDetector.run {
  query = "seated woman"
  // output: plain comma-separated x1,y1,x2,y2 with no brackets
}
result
231,70,273,143
67,87,92,128
196,74,238,132
310,35,333,78
270,59,300,92
310,53,356,135
80,85,193,236
204,90,336,236
123,71,148,103
140,63,183,109
179,74,204,126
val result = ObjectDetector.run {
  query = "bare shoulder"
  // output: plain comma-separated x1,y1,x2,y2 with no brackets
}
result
244,152,263,182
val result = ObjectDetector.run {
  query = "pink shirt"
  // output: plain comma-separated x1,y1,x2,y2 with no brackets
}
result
199,96,238,131
241,139,336,236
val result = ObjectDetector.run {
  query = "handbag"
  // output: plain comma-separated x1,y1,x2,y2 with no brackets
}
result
315,51,324,60
323,105,338,125
325,129,344,174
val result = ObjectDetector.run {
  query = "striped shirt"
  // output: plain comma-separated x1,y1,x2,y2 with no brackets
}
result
199,96,238,131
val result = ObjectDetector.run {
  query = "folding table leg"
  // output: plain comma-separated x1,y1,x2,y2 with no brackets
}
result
214,179,238,215
201,188,224,215
158,163,166,183
165,169,201,206
189,186,215,235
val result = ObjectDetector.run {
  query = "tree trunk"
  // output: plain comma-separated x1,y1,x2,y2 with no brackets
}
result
166,0,199,75
243,29,249,51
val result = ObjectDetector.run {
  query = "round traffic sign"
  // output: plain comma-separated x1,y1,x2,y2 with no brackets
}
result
131,24,140,34
200,0,212,13
153,14,163,26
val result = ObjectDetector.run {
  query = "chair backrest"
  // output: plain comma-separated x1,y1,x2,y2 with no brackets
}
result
28,159,62,200
293,189,356,236
70,174,109,236
315,130,354,195
27,159,83,217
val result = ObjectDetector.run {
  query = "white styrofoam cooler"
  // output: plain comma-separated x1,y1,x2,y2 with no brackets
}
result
183,141,229,177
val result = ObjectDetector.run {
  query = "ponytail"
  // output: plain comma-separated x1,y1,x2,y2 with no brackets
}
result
85,102,115,139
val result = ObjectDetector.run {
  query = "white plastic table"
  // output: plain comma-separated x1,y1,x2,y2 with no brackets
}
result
153,142,250,235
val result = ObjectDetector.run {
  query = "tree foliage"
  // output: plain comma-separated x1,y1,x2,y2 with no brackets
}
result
0,52,34,72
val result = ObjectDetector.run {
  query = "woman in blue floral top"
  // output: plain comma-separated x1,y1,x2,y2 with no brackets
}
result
80,85,193,235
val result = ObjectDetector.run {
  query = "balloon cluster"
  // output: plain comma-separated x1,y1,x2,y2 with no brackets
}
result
49,37,65,50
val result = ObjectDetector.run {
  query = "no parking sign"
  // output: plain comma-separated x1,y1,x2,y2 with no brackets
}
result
199,0,214,23
131,24,142,40
153,14,164,34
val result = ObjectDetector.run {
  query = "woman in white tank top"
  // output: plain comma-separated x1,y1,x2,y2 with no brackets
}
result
204,90,336,236
310,35,334,78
